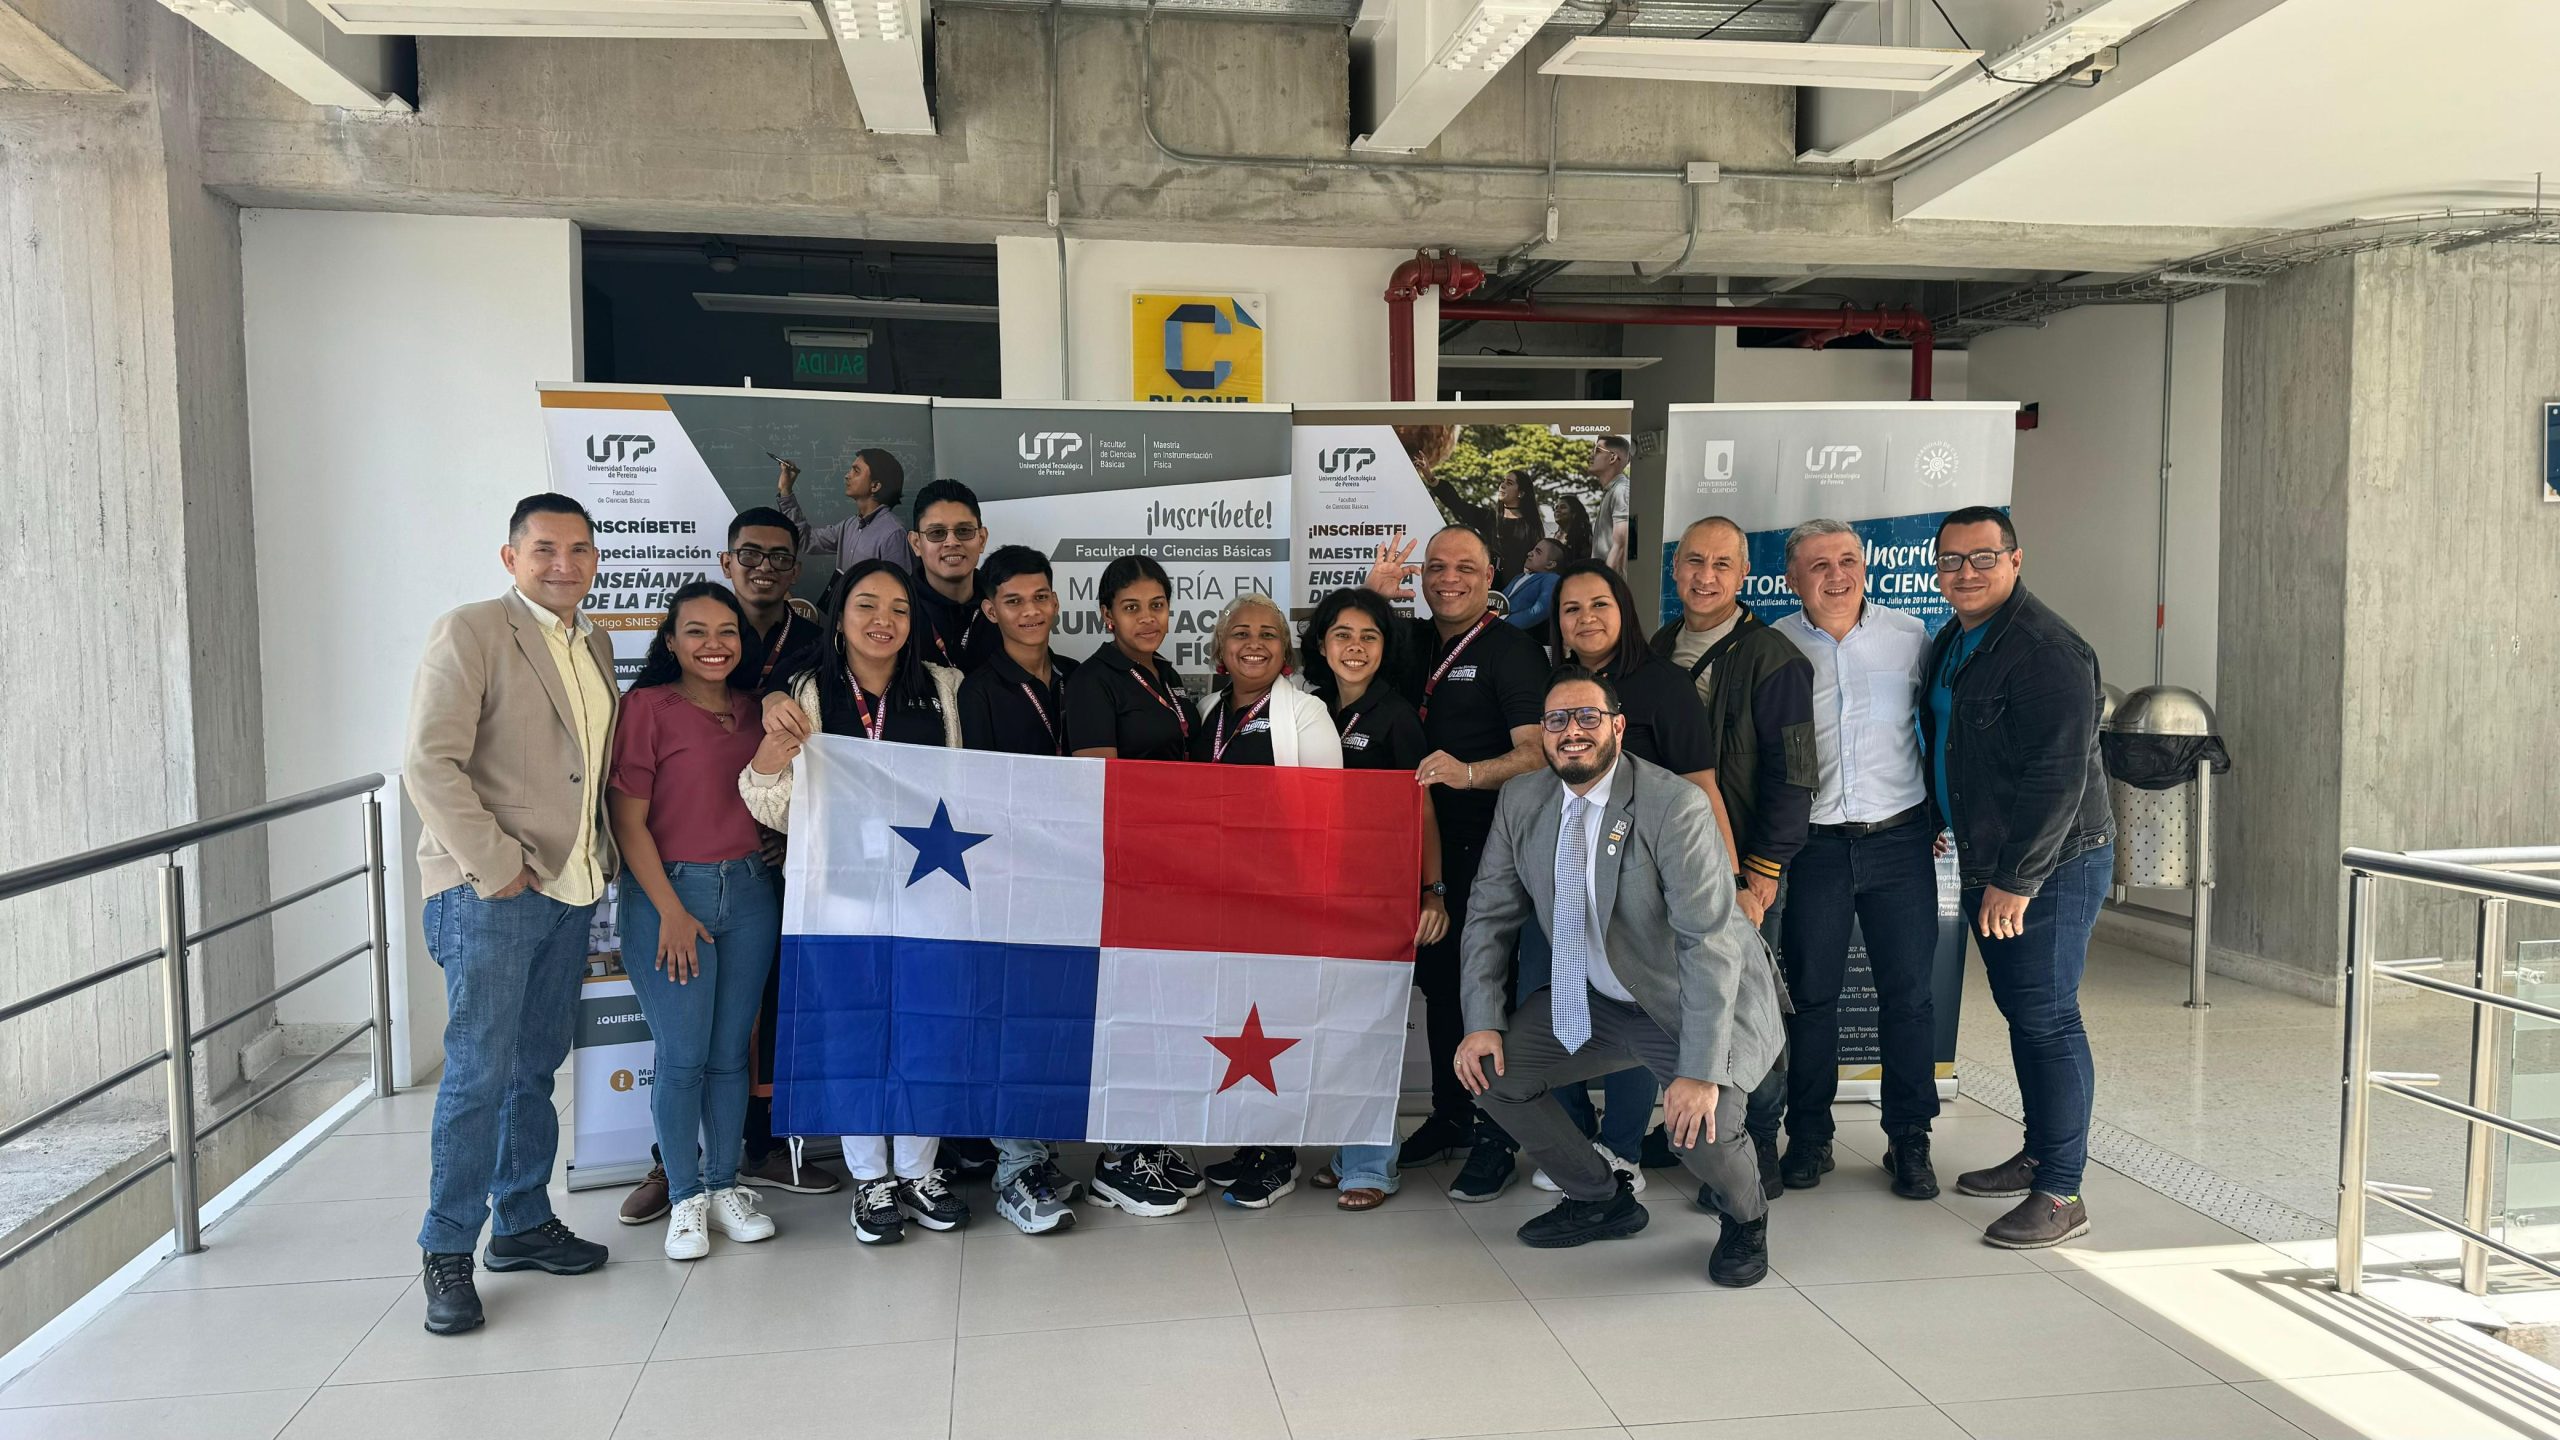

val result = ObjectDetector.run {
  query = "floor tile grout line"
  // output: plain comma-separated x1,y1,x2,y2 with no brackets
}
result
1214,1206,1300,1440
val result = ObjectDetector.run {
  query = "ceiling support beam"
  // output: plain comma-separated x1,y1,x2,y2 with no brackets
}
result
1351,0,1565,154
156,0,407,111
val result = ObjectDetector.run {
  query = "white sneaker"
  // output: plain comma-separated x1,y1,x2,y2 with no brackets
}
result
709,1185,776,1243
1530,1141,1645,1195
664,1192,710,1261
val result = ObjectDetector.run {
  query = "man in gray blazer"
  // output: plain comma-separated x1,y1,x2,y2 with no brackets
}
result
1456,667,1785,1286
402,493,621,1336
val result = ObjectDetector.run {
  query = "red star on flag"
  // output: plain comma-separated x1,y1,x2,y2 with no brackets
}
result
1205,1005,1302,1096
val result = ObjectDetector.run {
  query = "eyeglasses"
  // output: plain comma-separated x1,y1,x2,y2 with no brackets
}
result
1541,707,1620,733
1932,547,2016,575
728,545,799,572
918,524,983,545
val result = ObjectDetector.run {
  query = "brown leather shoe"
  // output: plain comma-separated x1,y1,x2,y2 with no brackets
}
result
1337,1187,1388,1211
1983,1191,2089,1249
618,1165,669,1225
739,1150,843,1195
1954,1150,2037,1199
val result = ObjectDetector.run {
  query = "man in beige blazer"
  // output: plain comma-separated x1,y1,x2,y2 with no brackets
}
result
404,493,621,1336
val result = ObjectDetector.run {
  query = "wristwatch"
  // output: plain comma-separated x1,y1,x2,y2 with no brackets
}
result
1420,881,1448,897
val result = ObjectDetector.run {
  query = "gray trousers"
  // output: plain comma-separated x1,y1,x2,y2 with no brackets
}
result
1475,987,1768,1223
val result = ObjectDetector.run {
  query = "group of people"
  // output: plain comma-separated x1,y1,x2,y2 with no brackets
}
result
400,448,2114,1339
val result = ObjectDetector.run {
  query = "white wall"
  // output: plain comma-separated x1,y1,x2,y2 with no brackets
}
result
996,236,1425,402
1966,292,2224,703
1711,329,1969,402
241,211,582,1078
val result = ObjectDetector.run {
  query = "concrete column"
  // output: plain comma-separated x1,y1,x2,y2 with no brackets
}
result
0,2,271,1126
2215,245,2560,998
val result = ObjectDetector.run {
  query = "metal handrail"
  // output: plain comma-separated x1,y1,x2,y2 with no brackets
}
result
2337,845,2559,1299
0,775,397,1272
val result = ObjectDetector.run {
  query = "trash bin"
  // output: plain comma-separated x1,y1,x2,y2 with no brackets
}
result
2102,685,2231,1007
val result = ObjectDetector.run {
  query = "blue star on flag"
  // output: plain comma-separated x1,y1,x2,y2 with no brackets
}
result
891,800,993,889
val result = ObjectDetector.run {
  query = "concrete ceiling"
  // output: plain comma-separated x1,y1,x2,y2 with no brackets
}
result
1897,0,2560,229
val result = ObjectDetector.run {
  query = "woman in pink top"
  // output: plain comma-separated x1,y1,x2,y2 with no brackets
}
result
608,582,800,1262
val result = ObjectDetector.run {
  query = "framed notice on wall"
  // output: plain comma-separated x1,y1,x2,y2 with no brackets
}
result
2545,401,2559,503
1131,292,1266,403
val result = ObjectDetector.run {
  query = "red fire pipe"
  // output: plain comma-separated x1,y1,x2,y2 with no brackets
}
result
1394,272,1938,401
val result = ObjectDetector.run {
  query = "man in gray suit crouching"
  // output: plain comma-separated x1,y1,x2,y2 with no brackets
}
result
1456,666,1786,1286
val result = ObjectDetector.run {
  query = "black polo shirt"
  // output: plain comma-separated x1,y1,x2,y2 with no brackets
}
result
1595,653,1716,776
1394,613,1547,835
914,579,999,675
1190,689,1276,766
959,649,1077,756
1328,685,1428,772
752,607,827,696
823,674,948,747
1062,644,1193,761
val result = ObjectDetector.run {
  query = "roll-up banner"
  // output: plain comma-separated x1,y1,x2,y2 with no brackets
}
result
566,974,657,1189
930,401,1294,672
1291,402,1635,618
1659,402,2019,1100
537,383,936,684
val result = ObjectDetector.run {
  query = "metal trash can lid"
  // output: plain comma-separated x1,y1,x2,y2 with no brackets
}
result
2099,683,2126,729
2108,684,2218,736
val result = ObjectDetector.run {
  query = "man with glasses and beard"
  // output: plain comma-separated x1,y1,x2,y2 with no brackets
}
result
1452,668,1784,1288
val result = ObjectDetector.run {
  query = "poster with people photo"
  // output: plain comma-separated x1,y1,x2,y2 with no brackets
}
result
1291,402,1635,621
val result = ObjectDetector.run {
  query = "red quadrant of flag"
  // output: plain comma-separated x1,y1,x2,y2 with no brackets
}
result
1099,760,1422,964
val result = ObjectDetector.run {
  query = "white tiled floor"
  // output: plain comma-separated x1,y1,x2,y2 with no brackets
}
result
7,1071,2557,1439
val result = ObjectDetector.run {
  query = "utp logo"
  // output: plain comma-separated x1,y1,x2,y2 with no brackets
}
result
1017,432,1085,463
1804,444,1863,475
586,434,657,464
1316,446,1377,474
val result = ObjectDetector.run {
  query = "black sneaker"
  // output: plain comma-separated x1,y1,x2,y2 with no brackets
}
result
1396,1112,1473,1168
421,1250,483,1335
1135,1145,1205,1197
1221,1149,1299,1209
1708,1213,1770,1287
1752,1132,1783,1201
1778,1139,1833,1191
1088,1148,1189,1217
1516,1174,1648,1249
897,1170,971,1231
851,1177,905,1244
1984,1192,2090,1250
483,1217,606,1275
1031,1157,1084,1204
1640,1122,1680,1169
1885,1133,1939,1200
1201,1148,1259,1191
1447,1136,1517,1203
938,1137,1000,1185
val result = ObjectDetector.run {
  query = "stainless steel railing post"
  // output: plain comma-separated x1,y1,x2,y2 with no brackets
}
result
158,860,203,1256
2460,896,2510,1294
361,794,396,1099
2336,869,2375,1293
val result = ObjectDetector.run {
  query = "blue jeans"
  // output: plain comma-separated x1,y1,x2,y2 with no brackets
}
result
1780,823,1941,1143
417,885,595,1255
1330,1143,1401,1193
1968,843,2110,1198
621,858,781,1205
995,1137,1051,1187
1512,924,1652,1163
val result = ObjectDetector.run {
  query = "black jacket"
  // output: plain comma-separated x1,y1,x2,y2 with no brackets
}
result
1648,606,1814,878
1918,585,2114,897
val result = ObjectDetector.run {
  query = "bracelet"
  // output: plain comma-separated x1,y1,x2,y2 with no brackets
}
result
1463,762,1475,789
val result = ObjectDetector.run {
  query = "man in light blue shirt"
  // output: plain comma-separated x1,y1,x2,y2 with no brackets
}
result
1766,519,1943,1201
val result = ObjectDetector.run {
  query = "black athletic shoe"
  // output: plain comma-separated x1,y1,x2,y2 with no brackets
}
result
483,1217,607,1275
1640,1122,1680,1169
852,1177,905,1244
421,1251,483,1336
1752,1132,1784,1201
1516,1174,1649,1249
1089,1148,1190,1217
897,1170,971,1231
1885,1133,1940,1200
1031,1157,1085,1204
1397,1112,1473,1168
1141,1146,1206,1198
1778,1139,1834,1191
938,1137,1000,1185
1221,1148,1300,1209
1201,1147,1260,1191
1447,1136,1518,1203
1708,1214,1770,1287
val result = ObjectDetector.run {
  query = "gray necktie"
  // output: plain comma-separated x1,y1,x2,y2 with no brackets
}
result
1552,795,1592,1053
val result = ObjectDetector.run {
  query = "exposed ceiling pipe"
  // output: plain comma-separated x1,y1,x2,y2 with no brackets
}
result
1386,251,1490,403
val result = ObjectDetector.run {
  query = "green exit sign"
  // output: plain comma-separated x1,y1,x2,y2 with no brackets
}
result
792,348,867,383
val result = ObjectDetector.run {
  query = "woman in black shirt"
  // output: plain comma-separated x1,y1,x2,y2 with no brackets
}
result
1058,554,1207,1214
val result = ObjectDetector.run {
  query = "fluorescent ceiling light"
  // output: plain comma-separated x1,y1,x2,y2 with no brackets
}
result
694,293,998,322
1432,1,1549,74
1436,354,1663,371
315,1,830,39
1987,16,2135,83
1541,36,1980,92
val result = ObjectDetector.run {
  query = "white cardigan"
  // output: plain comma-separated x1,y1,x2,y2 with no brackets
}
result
1196,675,1342,769
739,663,965,832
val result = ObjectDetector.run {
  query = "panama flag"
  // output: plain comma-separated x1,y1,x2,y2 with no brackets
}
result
771,738,1423,1145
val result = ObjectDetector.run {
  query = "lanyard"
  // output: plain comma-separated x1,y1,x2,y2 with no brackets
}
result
848,680,887,741
1018,681,1059,752
1336,704,1366,749
758,612,800,685
1419,613,1496,723
1128,661,1191,739
1212,692,1273,762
